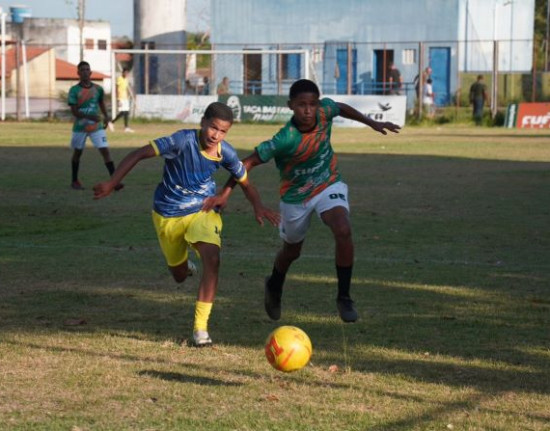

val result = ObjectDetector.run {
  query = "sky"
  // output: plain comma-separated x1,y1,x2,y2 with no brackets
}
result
0,0,210,37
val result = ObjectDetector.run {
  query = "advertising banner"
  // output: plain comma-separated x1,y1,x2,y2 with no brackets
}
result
515,103,550,129
136,94,407,128
218,95,293,123
135,95,217,123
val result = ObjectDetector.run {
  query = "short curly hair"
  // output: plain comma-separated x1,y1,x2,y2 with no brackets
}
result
203,102,234,124
289,79,320,100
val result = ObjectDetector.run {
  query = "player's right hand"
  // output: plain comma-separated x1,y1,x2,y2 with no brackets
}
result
92,182,113,199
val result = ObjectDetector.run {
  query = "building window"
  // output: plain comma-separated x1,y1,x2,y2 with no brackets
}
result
85,38,94,50
402,49,416,65
282,53,301,80
98,40,107,50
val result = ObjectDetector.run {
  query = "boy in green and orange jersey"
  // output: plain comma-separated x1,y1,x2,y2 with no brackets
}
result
204,79,400,323
68,61,120,191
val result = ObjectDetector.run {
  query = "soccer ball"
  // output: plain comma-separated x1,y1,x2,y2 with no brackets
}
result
265,326,312,372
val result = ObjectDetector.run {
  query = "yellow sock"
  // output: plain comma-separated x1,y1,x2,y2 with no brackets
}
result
193,301,213,332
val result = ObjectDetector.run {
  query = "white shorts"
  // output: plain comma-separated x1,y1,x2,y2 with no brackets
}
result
118,99,130,112
279,182,350,244
70,129,109,150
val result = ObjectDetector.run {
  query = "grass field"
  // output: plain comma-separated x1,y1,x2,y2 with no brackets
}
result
1,121,549,430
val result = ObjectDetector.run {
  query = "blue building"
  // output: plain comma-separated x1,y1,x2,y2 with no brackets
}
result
210,0,535,106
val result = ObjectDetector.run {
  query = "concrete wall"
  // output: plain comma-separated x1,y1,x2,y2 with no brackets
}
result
8,18,112,76
133,0,187,94
8,48,56,98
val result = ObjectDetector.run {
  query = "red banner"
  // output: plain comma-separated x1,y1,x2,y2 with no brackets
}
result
516,103,550,128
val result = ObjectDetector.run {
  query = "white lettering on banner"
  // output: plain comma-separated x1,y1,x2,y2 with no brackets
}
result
521,112,550,128
328,95,406,128
135,95,406,127
135,95,218,122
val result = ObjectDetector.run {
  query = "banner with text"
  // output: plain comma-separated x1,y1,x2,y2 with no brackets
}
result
136,94,406,127
514,103,550,128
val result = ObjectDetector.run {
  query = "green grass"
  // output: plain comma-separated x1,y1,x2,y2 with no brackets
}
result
1,121,549,430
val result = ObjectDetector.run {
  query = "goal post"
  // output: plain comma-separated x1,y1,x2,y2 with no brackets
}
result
110,48,313,118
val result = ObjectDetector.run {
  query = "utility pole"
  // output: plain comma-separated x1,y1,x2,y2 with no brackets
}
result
78,0,85,62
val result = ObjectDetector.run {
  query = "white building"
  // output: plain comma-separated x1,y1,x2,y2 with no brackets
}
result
6,17,112,90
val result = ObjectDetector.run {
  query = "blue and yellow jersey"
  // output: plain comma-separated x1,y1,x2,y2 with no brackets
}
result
255,97,341,204
151,129,247,217
68,83,105,133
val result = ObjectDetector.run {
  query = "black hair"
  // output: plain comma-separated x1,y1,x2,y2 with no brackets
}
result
289,79,320,100
203,102,234,124
77,61,90,70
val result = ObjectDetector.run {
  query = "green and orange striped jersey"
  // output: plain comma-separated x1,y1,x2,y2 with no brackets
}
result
255,98,341,204
68,83,105,133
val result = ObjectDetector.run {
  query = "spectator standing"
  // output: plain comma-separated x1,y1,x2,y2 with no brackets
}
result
111,68,134,133
217,77,230,95
469,75,488,126
388,62,403,95
423,78,435,119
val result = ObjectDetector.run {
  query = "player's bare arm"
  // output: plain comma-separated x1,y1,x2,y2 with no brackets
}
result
202,151,265,211
70,105,100,123
238,178,280,227
93,144,155,199
337,102,400,135
99,98,112,127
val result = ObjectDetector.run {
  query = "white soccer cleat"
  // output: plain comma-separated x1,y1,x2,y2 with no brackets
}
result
108,122,115,132
192,330,212,347
124,127,135,133
187,260,198,276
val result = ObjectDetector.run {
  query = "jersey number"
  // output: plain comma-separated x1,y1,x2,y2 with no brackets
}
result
329,193,346,201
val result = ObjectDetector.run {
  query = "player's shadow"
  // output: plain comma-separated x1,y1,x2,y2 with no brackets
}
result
137,370,243,386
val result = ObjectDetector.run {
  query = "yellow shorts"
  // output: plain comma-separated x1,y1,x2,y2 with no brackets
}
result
152,210,222,267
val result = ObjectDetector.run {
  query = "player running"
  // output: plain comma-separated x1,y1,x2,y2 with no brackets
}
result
93,102,279,346
203,79,400,323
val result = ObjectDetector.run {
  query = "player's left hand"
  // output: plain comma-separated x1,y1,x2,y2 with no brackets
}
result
373,121,401,135
253,205,280,227
202,195,228,212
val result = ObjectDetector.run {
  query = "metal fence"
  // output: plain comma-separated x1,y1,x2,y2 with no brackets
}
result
1,39,547,120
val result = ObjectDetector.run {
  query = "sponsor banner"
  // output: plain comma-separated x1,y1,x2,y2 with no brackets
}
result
328,95,406,128
135,94,407,128
135,95,217,122
218,95,292,123
516,103,550,129
505,103,518,128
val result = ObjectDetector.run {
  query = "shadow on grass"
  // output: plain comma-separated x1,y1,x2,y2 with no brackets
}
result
1,149,549,409
138,370,243,386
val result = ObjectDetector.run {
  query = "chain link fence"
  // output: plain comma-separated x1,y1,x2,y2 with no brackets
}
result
1,39,546,121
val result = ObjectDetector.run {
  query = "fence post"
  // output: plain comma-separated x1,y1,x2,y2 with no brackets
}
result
491,40,498,119
417,42,424,121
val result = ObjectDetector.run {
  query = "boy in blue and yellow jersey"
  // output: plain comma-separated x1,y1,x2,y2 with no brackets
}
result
68,61,120,191
93,102,279,346
205,79,400,323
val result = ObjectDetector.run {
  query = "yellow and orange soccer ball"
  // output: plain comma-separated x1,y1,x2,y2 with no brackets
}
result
265,326,312,372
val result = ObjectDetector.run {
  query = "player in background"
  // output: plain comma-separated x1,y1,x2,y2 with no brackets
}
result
203,79,400,323
111,68,134,133
93,102,279,346
68,61,121,191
